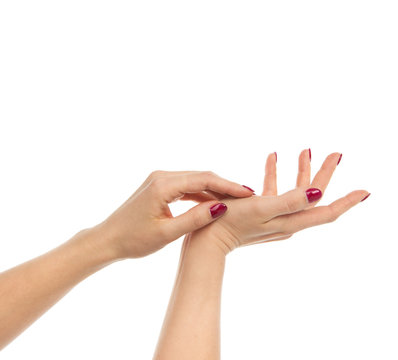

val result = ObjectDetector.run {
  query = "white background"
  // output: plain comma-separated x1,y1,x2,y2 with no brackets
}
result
0,1,397,359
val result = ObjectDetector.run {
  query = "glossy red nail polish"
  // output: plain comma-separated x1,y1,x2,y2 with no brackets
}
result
361,193,371,202
309,148,312,161
210,203,227,218
305,188,322,203
337,153,342,165
242,185,255,192
274,152,277,163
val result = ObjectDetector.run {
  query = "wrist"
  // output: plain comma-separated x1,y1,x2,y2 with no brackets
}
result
179,232,226,289
191,224,239,257
186,226,238,257
70,225,121,269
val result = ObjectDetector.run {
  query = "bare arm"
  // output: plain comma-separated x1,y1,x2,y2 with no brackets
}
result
153,231,225,360
0,227,115,350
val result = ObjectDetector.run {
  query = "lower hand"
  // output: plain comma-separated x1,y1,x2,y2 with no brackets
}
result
192,150,370,254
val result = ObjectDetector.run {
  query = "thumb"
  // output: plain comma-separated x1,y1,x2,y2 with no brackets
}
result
168,201,228,239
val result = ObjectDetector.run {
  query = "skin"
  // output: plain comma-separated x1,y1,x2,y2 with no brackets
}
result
0,171,254,350
153,150,370,360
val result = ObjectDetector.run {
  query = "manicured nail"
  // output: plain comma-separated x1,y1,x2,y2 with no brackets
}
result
337,153,342,166
242,185,255,192
361,193,371,202
308,148,311,161
274,152,277,163
305,188,322,203
210,203,227,218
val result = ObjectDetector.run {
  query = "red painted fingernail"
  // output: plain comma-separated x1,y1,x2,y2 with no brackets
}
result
305,188,322,203
337,153,342,165
361,193,371,202
242,185,255,192
309,148,312,161
210,203,227,218
274,152,277,163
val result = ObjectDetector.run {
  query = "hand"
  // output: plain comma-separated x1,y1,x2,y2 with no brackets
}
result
193,150,370,254
90,170,254,259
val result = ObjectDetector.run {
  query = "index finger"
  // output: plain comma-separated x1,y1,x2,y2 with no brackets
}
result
265,189,369,234
162,171,255,202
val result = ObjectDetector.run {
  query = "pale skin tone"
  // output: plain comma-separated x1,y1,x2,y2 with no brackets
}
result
153,149,370,360
0,151,369,354
0,171,254,350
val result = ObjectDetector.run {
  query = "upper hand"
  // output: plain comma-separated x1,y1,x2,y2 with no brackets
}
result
91,170,254,259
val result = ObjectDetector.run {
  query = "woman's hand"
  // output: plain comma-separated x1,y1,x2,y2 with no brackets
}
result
0,170,253,350
193,150,370,254
154,151,370,360
91,170,254,259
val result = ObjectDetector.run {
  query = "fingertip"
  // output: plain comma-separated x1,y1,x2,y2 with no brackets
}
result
242,185,255,194
267,151,277,161
305,187,323,203
360,192,371,202
347,189,369,203
298,148,310,161
210,202,228,219
265,152,277,172
337,153,343,166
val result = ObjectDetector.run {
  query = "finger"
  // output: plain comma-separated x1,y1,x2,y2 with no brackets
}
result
186,190,240,202
180,192,219,203
265,190,370,234
160,172,255,203
296,148,311,188
205,189,238,201
142,170,213,189
137,170,197,194
309,152,342,204
167,201,228,239
262,152,278,196
253,186,323,222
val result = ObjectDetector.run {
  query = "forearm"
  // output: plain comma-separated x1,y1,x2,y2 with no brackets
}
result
0,226,117,350
153,229,227,360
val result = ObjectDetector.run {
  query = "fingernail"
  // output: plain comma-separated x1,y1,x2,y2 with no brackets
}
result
361,193,371,202
305,188,322,203
337,153,342,166
274,152,277,163
210,203,227,218
309,148,312,161
242,185,255,192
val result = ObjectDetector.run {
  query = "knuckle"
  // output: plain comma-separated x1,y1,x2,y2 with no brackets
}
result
202,170,217,178
284,197,299,213
148,170,165,180
149,177,165,192
199,171,217,188
252,197,266,215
